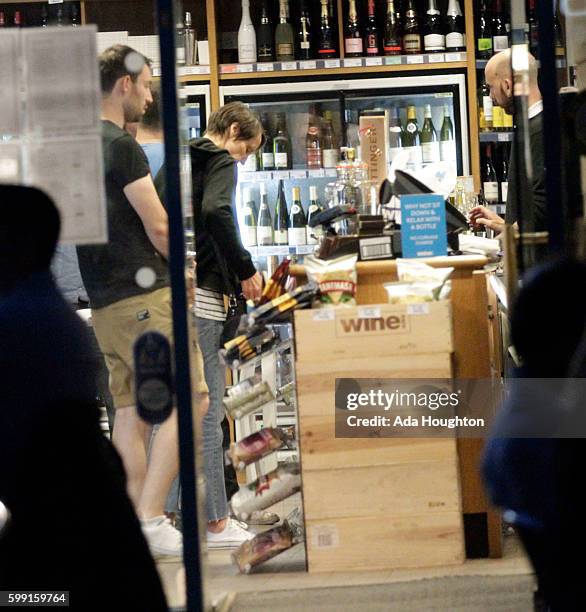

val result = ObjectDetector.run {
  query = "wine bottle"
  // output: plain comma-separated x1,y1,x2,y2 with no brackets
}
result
499,144,509,204
492,104,504,131
423,0,445,53
528,0,539,58
345,109,360,151
306,185,324,244
439,105,456,163
503,109,513,130
297,0,313,60
273,113,292,169
319,0,337,58
482,144,499,203
477,0,492,60
56,5,65,26
445,0,466,52
258,1,274,62
421,104,440,163
238,0,257,63
383,0,402,56
365,0,380,56
479,79,493,131
273,180,290,245
553,3,565,58
402,105,423,165
275,0,295,62
13,10,22,27
403,0,422,55
345,0,363,57
288,187,307,246
40,6,49,27
388,107,403,163
257,183,273,246
0,11,5,28
175,14,186,65
306,108,322,169
321,110,338,169
259,113,274,170
241,187,258,247
492,0,509,53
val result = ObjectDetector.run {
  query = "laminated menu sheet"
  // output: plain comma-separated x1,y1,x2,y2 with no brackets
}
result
0,26,106,245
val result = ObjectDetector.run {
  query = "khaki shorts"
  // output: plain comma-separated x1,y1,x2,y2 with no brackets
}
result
92,287,208,409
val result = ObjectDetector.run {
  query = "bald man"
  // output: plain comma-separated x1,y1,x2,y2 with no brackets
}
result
469,49,546,234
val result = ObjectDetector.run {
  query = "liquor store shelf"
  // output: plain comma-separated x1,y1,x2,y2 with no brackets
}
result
246,245,316,258
239,168,339,183
220,53,468,80
479,131,514,142
475,58,568,70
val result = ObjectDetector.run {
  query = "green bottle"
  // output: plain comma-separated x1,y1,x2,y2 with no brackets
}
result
273,179,290,245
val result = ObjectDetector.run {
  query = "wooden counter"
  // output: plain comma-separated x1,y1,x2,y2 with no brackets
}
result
291,254,503,559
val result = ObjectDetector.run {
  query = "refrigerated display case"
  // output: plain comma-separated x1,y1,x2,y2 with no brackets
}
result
220,73,469,256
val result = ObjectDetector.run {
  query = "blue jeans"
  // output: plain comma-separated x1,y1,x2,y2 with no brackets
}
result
196,317,228,522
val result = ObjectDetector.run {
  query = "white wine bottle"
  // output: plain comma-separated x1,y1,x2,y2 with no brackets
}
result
273,179,290,245
275,0,295,62
421,104,440,163
257,183,273,246
439,105,456,163
238,0,257,63
402,105,423,166
241,187,258,247
288,186,307,246
306,185,323,244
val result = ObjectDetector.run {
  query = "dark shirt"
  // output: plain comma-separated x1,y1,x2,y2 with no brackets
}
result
505,111,547,231
155,137,256,295
77,120,169,309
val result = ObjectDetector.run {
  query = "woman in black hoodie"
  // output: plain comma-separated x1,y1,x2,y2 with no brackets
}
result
189,103,264,547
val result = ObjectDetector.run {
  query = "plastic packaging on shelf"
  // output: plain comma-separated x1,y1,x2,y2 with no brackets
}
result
226,427,292,470
223,376,275,420
232,520,295,574
229,464,302,521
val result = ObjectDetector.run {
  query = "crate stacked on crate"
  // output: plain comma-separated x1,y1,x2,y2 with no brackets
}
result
219,260,317,573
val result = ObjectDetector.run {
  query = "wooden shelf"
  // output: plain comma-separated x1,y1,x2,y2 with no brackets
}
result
220,61,468,82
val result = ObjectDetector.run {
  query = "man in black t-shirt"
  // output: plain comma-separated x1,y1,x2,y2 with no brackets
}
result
77,45,208,560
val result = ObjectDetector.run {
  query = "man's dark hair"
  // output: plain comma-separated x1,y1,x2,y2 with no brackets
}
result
206,101,264,143
99,45,152,95
0,185,61,292
141,83,161,131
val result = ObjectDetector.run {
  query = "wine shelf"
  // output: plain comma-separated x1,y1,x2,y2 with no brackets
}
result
488,203,507,215
239,168,338,183
220,52,468,79
246,245,316,258
475,58,568,70
479,131,514,142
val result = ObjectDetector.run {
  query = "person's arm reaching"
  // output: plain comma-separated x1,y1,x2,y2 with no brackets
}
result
124,175,169,258
469,205,506,234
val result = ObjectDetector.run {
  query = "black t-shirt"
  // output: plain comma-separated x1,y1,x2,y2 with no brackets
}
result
77,121,169,309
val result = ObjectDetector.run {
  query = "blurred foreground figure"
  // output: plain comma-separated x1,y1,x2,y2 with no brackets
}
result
0,185,168,610
483,258,586,611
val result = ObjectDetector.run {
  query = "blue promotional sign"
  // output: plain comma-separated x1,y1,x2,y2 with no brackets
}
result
134,331,174,424
400,194,448,258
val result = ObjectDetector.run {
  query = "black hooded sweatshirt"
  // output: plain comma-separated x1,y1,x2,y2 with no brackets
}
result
155,137,256,294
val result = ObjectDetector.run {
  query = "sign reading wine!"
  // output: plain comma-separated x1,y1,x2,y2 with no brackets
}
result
400,193,448,258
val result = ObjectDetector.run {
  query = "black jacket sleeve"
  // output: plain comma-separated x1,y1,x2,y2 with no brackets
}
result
202,155,257,281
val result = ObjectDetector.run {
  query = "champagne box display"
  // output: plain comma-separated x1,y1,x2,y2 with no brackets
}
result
359,111,389,195
293,303,464,573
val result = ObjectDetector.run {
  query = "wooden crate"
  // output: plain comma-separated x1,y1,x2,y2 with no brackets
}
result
294,301,453,363
294,304,465,572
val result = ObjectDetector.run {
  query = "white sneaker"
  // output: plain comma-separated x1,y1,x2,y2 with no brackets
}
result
207,518,255,549
141,515,183,559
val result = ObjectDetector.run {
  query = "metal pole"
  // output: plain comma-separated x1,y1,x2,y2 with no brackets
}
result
536,0,565,253
155,1,205,610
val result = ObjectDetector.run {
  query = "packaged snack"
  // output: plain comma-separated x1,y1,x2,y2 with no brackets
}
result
229,464,302,520
304,254,358,308
226,427,291,470
223,377,275,420
232,521,295,574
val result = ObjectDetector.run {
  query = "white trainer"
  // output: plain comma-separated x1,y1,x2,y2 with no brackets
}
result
141,515,183,559
207,518,255,549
